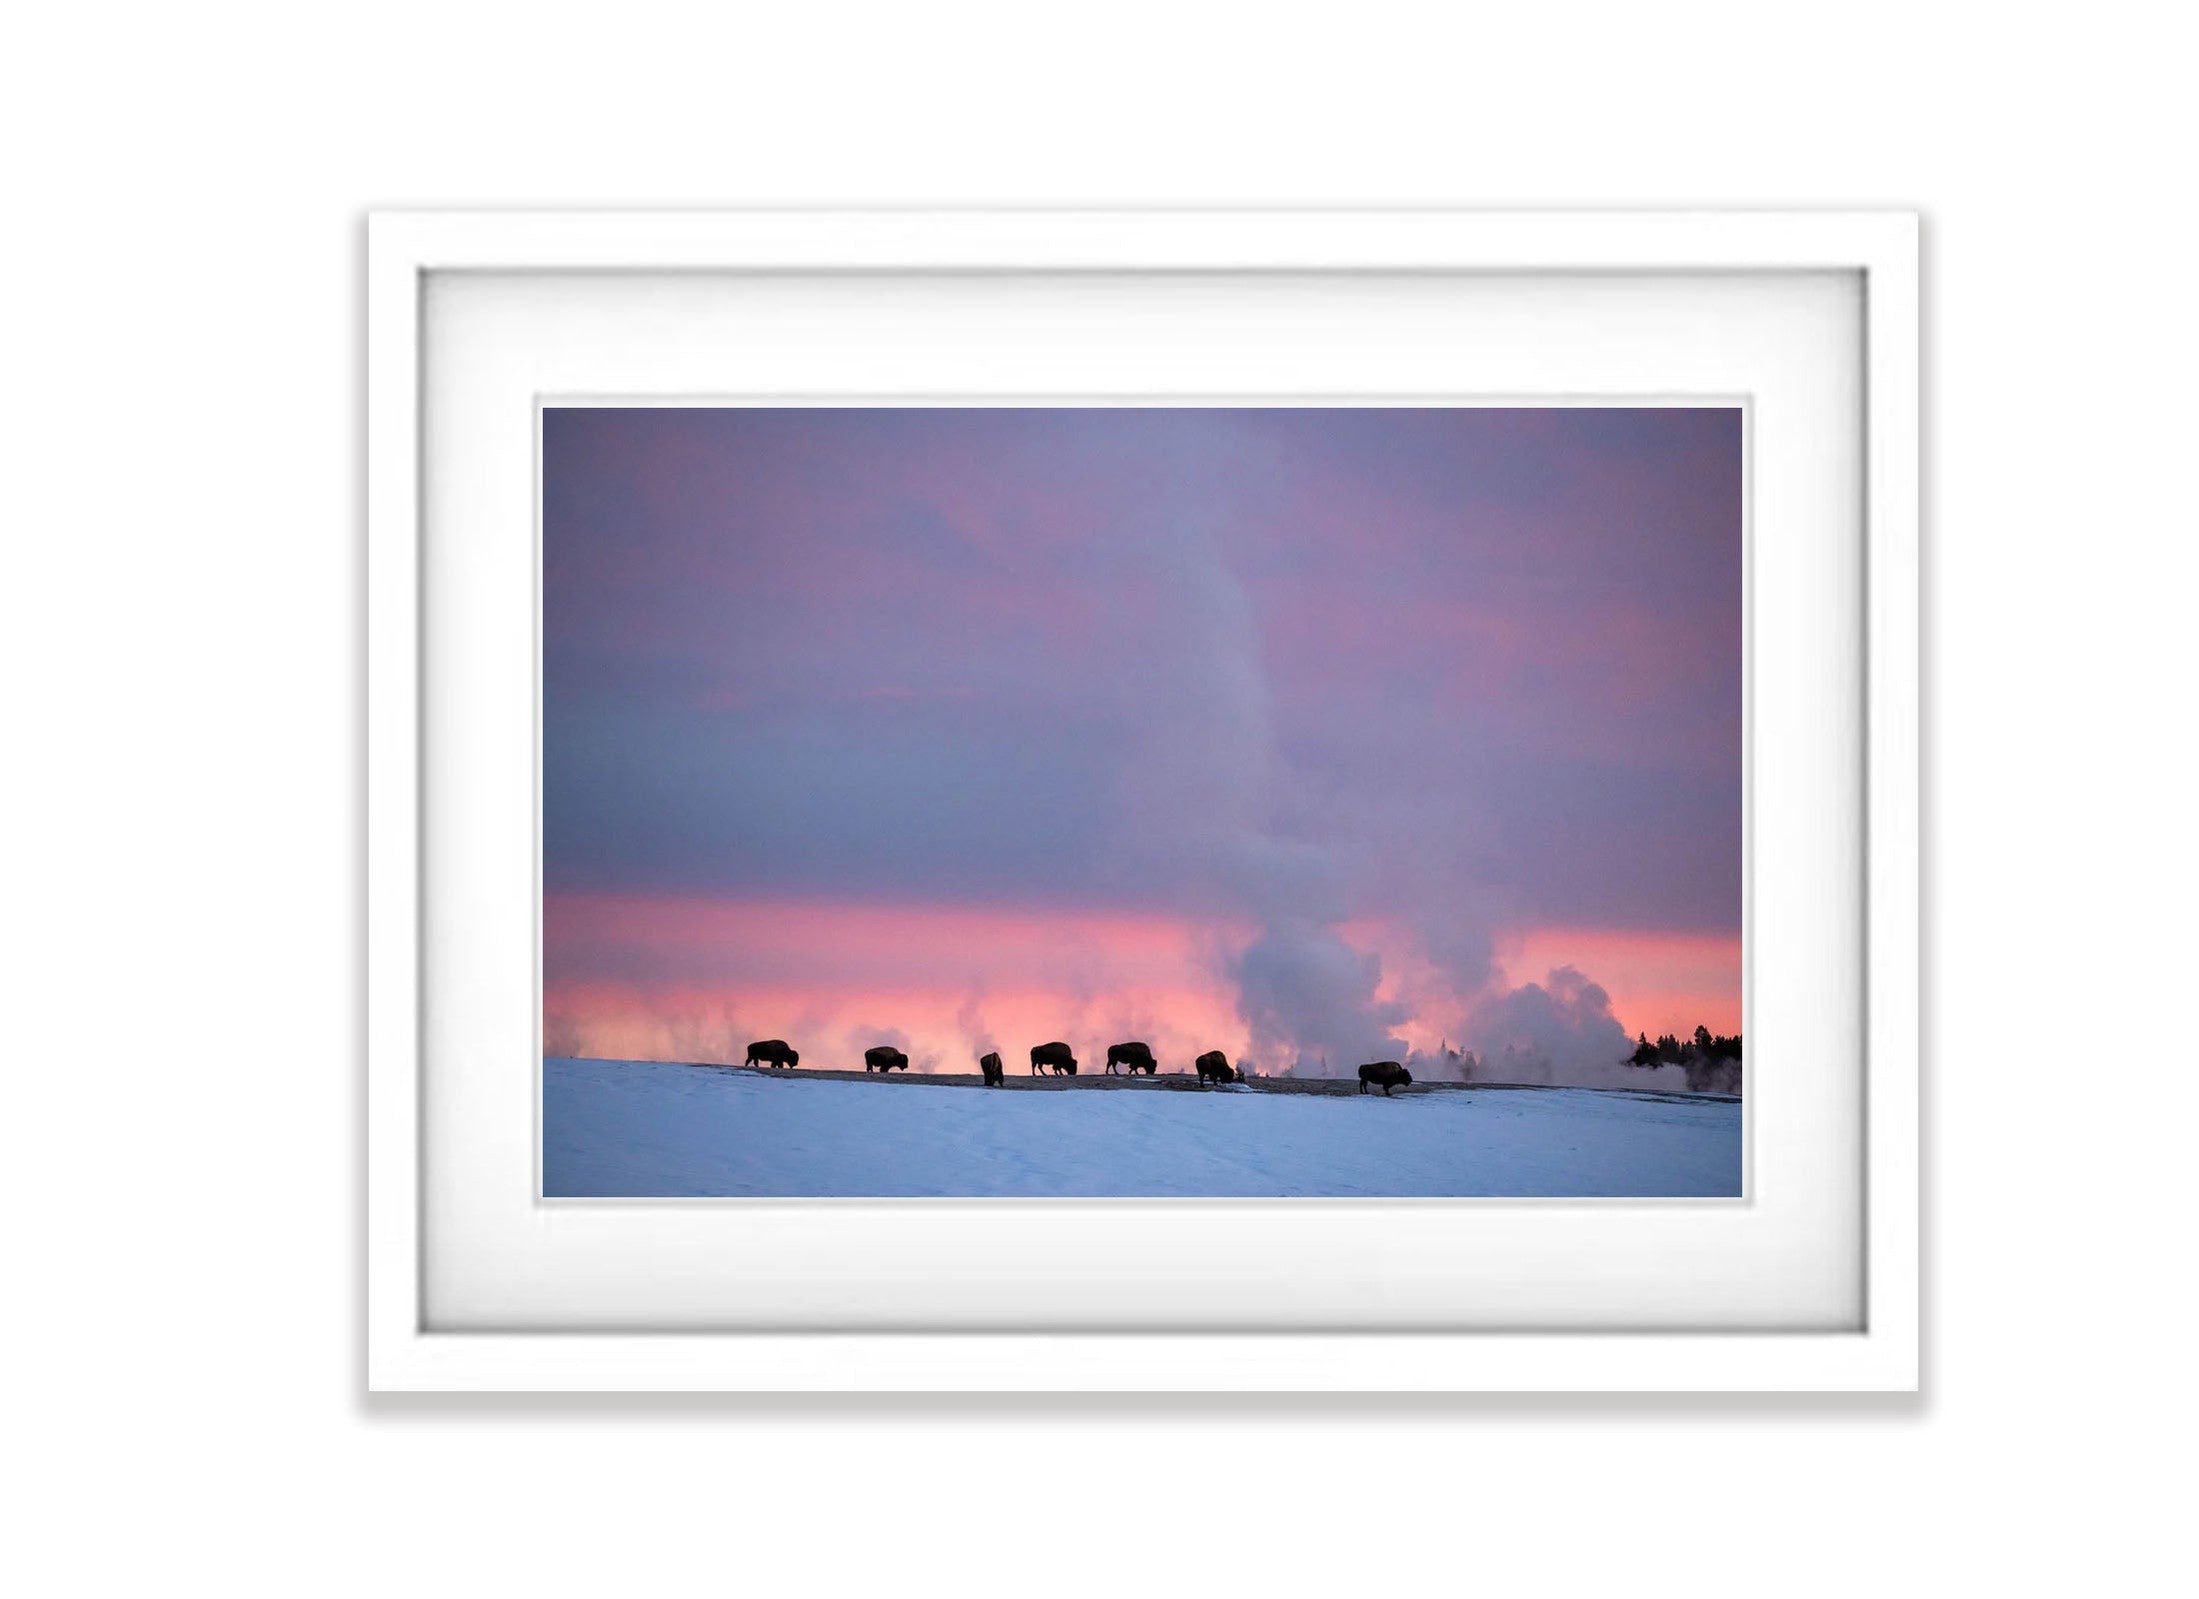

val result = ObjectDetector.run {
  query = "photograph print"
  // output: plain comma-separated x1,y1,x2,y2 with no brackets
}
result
542,404,1743,1198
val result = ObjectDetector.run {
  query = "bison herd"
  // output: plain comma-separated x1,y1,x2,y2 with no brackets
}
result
738,1038,1421,1094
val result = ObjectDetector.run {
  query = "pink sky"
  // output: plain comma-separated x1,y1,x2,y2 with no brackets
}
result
546,891,1739,1072
544,407,1742,1078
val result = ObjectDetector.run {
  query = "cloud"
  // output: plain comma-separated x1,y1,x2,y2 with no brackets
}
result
542,407,1743,1080
1229,919,1410,1074
544,996,750,1066
1462,965,1686,1089
954,991,998,1062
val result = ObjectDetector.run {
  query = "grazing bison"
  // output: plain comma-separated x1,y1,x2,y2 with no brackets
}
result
979,1051,1004,1087
1029,1041,1078,1076
1194,1050,1236,1086
1357,1060,1412,1096
1105,1040,1158,1075
745,1039,799,1070
864,1046,910,1073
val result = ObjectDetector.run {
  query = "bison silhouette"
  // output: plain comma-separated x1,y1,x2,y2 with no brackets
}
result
745,1039,798,1069
1105,1040,1157,1075
1029,1041,1077,1076
864,1046,910,1073
1357,1060,1412,1096
978,1050,1005,1087
1194,1050,1236,1086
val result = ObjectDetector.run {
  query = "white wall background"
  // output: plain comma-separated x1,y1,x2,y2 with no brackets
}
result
4,4,2190,1594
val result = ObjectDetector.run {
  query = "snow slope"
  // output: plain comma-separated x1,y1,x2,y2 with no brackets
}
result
544,1057,1742,1198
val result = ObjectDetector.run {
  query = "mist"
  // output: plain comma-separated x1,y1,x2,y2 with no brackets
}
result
542,407,1742,1092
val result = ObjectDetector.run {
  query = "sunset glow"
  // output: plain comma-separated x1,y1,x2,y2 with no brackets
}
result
545,407,1741,1080
547,892,1738,1073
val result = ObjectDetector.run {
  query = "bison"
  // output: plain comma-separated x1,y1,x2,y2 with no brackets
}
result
1029,1041,1078,1076
1194,1050,1236,1086
745,1039,799,1070
1357,1060,1412,1096
1105,1040,1158,1075
864,1046,910,1073
979,1051,1005,1087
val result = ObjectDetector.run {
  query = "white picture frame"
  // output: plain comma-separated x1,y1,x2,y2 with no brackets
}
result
368,210,1917,1392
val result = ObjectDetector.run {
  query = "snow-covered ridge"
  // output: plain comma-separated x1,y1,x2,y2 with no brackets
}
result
544,1057,1743,1199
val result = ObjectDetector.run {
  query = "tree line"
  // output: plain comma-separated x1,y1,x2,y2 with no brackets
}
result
1627,1025,1742,1068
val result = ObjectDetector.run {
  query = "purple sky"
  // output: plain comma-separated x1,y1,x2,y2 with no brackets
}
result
543,406,1741,1077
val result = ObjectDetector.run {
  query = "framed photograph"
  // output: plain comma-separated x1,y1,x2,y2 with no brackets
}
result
368,210,1917,1390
